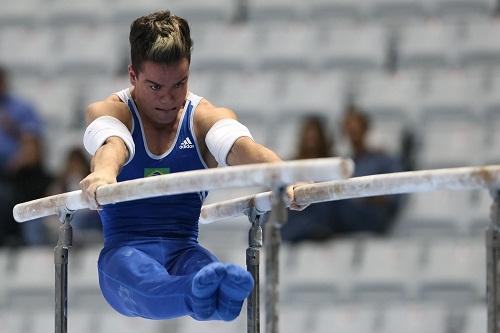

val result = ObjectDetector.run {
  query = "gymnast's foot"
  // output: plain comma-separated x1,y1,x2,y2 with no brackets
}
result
191,262,226,320
217,264,254,321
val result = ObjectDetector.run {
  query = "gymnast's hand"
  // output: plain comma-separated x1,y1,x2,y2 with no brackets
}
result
80,136,128,210
79,169,117,210
286,182,310,211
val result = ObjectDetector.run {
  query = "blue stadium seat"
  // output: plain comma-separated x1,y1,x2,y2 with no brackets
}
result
185,71,219,102
190,24,256,72
434,0,496,18
79,76,132,112
281,240,355,303
0,250,9,308
316,23,387,73
256,23,315,71
6,247,54,308
70,247,106,309
175,312,244,333
13,78,79,129
98,310,167,333
54,25,121,77
463,304,487,333
459,20,500,69
418,113,484,168
0,310,28,333
309,0,369,23
170,0,236,23
397,21,457,70
354,71,419,154
469,189,492,235
247,0,308,22
418,239,485,302
29,310,97,333
0,27,53,77
279,71,346,117
379,303,450,333
395,191,474,236
369,0,430,23
47,0,111,26
416,70,484,167
0,0,46,27
280,307,313,333
350,238,422,301
314,305,378,333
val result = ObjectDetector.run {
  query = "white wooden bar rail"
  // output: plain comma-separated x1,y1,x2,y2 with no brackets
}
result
200,165,500,224
13,157,354,223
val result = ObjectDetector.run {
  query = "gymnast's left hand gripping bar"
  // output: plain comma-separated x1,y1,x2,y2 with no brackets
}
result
12,157,354,223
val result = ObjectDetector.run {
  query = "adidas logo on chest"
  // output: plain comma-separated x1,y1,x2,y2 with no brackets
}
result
179,137,195,149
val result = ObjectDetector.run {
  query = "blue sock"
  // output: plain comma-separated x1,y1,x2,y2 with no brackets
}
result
191,262,226,320
217,264,254,321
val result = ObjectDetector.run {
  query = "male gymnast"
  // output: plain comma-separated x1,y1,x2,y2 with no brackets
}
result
80,10,302,321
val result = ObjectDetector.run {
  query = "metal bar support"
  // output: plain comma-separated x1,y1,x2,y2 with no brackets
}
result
55,210,73,333
488,189,500,333
246,209,267,333
265,186,287,333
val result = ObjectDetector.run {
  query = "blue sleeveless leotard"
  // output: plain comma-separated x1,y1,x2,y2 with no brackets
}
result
96,88,253,321
99,89,207,246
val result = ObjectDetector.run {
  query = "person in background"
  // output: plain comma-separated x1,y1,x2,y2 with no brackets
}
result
45,147,102,246
282,107,403,244
0,65,50,246
295,114,333,160
282,115,338,243
332,105,402,235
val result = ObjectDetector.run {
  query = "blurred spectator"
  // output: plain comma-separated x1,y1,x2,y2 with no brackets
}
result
282,107,403,244
0,65,51,246
45,147,102,246
295,114,333,159
281,115,338,242
331,105,403,235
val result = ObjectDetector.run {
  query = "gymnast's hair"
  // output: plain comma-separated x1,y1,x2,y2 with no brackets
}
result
129,10,193,71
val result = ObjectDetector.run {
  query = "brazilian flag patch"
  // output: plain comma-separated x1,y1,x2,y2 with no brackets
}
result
144,168,170,177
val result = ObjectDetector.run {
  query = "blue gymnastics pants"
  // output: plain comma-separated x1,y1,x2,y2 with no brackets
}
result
97,237,253,321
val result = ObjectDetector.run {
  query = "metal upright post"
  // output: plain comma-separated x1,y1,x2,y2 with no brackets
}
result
246,210,267,333
487,189,500,333
55,210,73,333
265,186,287,333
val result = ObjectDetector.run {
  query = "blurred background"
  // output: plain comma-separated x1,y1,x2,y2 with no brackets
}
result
0,0,499,332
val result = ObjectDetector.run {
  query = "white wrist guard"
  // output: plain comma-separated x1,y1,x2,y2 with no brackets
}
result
83,116,135,165
205,118,254,167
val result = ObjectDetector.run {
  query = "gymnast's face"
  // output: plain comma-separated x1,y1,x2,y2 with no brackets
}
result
129,59,189,126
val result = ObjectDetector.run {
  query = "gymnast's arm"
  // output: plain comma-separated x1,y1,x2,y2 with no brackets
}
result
194,101,280,167
79,97,132,209
195,102,305,210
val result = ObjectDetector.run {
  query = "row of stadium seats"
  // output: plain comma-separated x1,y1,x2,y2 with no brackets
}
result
2,20,500,77
0,0,497,27
0,236,488,309
10,68,500,171
15,69,500,123
0,235,490,333
0,301,487,333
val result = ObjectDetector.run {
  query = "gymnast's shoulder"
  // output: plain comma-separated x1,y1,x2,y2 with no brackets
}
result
193,97,239,133
85,94,132,129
